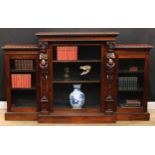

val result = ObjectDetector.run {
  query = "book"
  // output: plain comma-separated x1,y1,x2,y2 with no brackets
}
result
57,46,78,61
11,74,32,88
118,76,138,91
14,59,33,70
125,99,141,107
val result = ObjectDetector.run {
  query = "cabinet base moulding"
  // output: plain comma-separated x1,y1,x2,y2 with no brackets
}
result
38,113,116,123
116,112,150,121
4,112,150,123
5,112,38,121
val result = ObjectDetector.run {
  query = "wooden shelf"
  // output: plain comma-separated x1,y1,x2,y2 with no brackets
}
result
53,107,100,113
53,60,101,63
53,80,100,84
118,88,144,92
10,69,36,73
119,70,144,74
11,87,36,91
119,105,141,108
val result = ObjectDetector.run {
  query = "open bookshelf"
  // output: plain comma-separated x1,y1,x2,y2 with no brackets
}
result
118,59,145,108
2,32,153,123
52,45,101,111
10,58,37,109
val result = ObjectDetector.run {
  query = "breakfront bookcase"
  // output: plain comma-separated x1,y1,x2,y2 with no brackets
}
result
2,32,153,123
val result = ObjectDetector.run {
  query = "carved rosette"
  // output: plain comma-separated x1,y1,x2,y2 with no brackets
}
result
105,41,116,113
39,41,49,113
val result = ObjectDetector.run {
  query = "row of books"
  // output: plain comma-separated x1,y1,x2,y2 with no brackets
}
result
118,77,138,90
124,99,141,107
11,74,32,88
14,59,34,70
57,46,78,61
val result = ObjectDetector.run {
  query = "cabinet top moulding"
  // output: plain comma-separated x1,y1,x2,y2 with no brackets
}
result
35,32,120,42
2,44,39,50
115,44,153,50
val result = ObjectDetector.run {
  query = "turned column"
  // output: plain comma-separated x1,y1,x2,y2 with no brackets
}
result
101,41,117,114
38,41,51,114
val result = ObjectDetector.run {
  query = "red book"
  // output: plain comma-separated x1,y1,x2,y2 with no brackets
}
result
75,47,78,60
21,74,23,88
66,46,69,60
23,74,25,88
16,74,18,88
20,74,22,88
61,50,63,60
57,47,63,60
14,74,17,88
25,74,28,88
73,48,75,60
27,75,29,88
64,46,68,61
67,46,70,60
62,47,65,60
21,75,22,88
15,74,17,88
16,75,18,88
67,47,70,60
70,47,73,60
57,46,78,61
28,74,31,88
73,47,76,60
19,74,22,88
25,74,27,88
72,47,75,60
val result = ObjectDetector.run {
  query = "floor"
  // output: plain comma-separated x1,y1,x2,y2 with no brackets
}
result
0,109,155,126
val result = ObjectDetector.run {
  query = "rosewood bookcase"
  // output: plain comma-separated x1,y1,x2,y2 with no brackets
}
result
2,32,153,123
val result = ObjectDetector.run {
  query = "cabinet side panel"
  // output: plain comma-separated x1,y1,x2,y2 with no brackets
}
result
5,54,11,112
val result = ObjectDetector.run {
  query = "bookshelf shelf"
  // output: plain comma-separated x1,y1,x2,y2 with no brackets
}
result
11,87,36,91
53,60,101,63
3,32,152,123
119,70,144,74
10,69,36,73
118,88,144,92
53,80,100,84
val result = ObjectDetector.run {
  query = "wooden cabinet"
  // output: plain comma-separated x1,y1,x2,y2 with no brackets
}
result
2,32,153,123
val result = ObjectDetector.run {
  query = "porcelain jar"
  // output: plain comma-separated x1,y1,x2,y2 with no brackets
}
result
69,84,85,109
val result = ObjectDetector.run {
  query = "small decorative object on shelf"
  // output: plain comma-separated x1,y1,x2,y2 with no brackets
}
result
80,65,92,79
64,67,70,79
69,84,85,109
129,66,139,72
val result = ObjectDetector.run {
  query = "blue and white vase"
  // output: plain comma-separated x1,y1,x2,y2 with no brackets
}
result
69,84,85,109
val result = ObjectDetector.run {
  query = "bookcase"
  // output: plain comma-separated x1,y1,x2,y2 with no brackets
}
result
2,32,153,123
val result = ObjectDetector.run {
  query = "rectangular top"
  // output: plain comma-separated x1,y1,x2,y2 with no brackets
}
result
115,44,153,49
2,44,39,50
36,32,120,42
36,32,120,37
